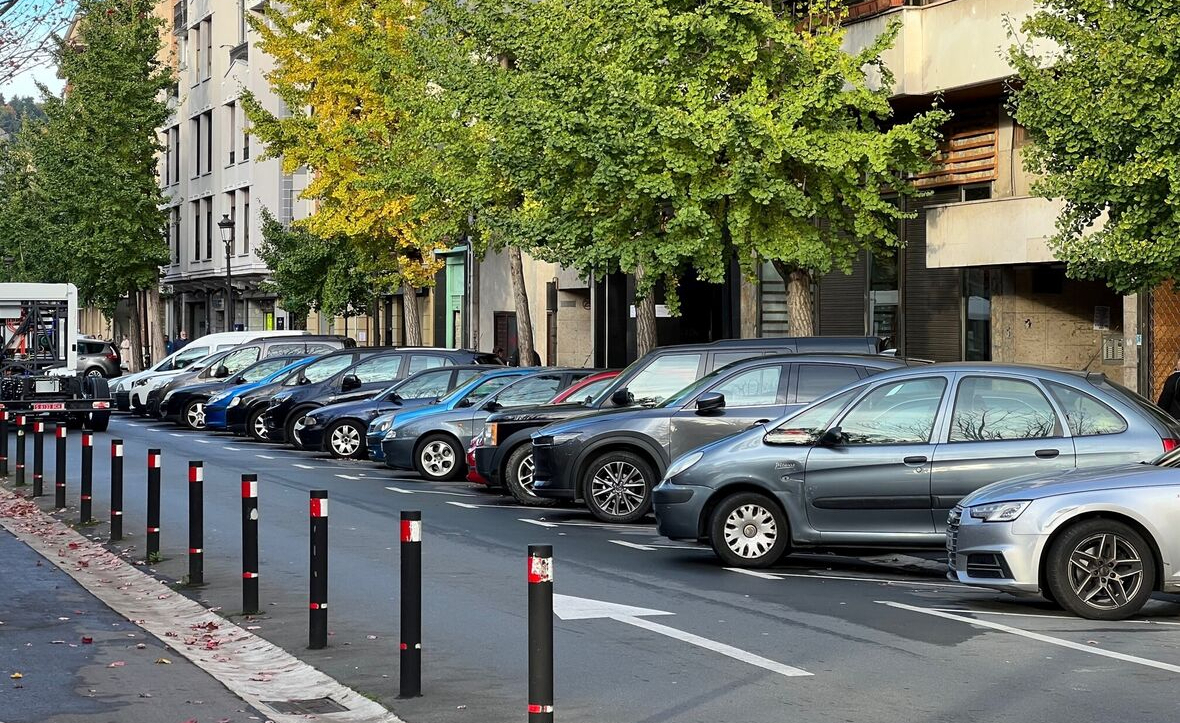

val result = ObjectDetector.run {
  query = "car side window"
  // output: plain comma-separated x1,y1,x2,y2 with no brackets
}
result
173,346,209,369
350,354,404,383
796,364,861,403
305,343,338,354
711,351,764,370
452,369,484,388
220,346,260,374
465,376,517,404
267,343,307,357
706,365,782,407
563,377,613,404
408,355,447,374
765,388,861,445
838,377,947,445
297,355,354,384
496,376,564,407
1047,382,1128,436
626,353,703,405
948,377,1060,442
242,358,290,382
394,370,454,399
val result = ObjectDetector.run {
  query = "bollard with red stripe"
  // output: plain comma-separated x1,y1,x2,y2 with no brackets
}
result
399,510,422,698
13,415,25,487
527,544,554,723
146,448,162,560
242,473,259,613
0,410,9,478
54,424,67,509
109,439,123,542
308,490,328,650
31,420,44,498
188,461,204,586
79,432,93,524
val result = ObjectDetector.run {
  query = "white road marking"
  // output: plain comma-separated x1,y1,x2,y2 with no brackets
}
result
196,439,211,444
610,539,658,551
225,446,242,451
725,567,986,590
554,594,811,677
170,433,184,437
293,463,317,470
519,518,559,528
928,608,1180,627
385,486,478,498
446,501,480,509
724,567,781,580
255,454,275,460
336,474,362,480
126,423,141,427
879,601,1180,674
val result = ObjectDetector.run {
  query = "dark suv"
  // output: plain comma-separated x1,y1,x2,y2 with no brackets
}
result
475,337,885,501
262,347,501,444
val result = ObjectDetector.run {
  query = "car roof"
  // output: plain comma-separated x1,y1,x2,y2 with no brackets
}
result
756,353,921,368
642,336,885,353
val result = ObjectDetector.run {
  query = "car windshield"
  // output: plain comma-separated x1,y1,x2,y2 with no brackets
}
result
285,354,352,385
558,376,615,404
657,367,728,408
438,373,503,406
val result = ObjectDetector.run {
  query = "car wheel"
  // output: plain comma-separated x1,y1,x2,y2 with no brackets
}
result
327,420,364,459
84,367,105,378
708,492,789,568
247,408,269,442
284,408,313,447
1045,518,1156,620
504,444,556,507
85,413,110,433
415,434,463,481
182,400,206,430
582,450,654,524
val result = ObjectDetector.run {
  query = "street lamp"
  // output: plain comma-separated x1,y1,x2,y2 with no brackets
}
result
218,214,235,332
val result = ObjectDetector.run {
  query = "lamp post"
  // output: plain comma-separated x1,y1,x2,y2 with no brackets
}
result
218,214,235,332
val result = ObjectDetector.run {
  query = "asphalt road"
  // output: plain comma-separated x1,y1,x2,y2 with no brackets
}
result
11,415,1180,723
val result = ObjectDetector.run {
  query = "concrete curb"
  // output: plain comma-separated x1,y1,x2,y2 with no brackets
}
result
0,486,405,723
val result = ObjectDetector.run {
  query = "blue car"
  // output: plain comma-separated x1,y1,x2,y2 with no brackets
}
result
205,357,318,431
367,368,533,464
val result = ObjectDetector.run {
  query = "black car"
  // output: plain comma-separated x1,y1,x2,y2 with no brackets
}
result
475,337,886,504
144,348,235,418
159,355,304,430
263,347,501,444
529,354,919,522
292,364,491,458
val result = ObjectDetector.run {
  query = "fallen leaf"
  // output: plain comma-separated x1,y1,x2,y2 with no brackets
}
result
107,661,125,668
366,635,378,640
138,692,152,698
81,636,93,644
50,640,66,644
135,643,146,650
154,658,171,665
10,672,22,679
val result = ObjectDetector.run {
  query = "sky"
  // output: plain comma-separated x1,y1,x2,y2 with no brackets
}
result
1,64,64,100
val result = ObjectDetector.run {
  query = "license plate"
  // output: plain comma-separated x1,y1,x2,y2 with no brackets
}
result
32,402,65,411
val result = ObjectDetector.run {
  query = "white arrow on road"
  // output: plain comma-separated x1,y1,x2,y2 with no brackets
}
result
553,594,811,678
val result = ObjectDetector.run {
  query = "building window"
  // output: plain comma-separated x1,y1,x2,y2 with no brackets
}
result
192,200,201,260
238,0,247,44
962,183,992,202
203,17,212,80
204,197,213,259
241,188,250,254
170,207,181,264
191,22,200,86
964,269,993,361
160,131,169,185
242,119,250,161
190,116,200,177
868,251,899,347
170,126,180,185
201,111,212,175
226,102,236,165
224,191,236,256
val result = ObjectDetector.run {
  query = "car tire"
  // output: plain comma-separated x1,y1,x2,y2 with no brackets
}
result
284,408,314,447
182,399,206,430
84,367,105,378
581,450,655,524
85,413,110,433
247,408,269,442
504,444,556,507
84,377,111,432
708,492,789,568
326,420,364,459
1045,518,1156,621
415,433,463,481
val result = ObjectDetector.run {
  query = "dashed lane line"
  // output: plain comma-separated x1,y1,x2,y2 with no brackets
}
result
293,463,316,470
725,566,989,590
196,439,211,444
928,608,1180,626
609,539,657,551
225,446,242,451
385,486,478,498
255,454,275,460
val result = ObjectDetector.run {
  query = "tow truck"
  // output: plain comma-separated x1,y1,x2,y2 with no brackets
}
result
0,283,112,431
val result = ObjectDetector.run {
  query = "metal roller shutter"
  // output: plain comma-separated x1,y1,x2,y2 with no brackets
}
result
817,252,868,336
903,189,963,361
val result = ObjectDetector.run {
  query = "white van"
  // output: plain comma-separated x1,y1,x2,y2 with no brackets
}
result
111,330,310,411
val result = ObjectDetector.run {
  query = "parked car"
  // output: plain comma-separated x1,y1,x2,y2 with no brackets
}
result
158,355,304,429
469,370,619,488
375,367,537,479
653,363,1180,567
77,337,121,378
205,357,321,432
531,355,915,521
292,365,491,458
949,448,1180,620
134,348,235,416
264,348,501,444
473,337,883,506
381,369,596,481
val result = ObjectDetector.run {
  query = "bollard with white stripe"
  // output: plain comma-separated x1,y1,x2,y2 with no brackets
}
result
146,448,162,559
242,473,259,613
79,432,93,525
188,461,204,586
31,420,44,498
309,490,328,650
527,544,554,723
13,415,24,487
109,439,123,542
0,410,9,477
54,424,67,509
399,510,422,699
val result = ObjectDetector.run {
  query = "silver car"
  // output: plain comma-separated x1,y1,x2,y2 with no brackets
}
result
950,449,1180,620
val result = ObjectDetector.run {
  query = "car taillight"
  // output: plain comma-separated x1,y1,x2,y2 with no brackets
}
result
1164,438,1180,453
105,353,118,362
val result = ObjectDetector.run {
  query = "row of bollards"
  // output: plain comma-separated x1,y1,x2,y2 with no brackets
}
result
1,418,561,719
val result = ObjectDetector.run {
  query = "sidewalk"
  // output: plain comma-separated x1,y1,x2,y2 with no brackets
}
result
0,527,265,723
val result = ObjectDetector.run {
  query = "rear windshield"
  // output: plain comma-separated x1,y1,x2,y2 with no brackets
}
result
1094,377,1180,436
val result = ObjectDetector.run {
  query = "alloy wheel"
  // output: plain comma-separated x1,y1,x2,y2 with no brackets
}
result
330,424,361,457
420,440,455,477
185,402,206,430
589,461,646,517
516,454,535,492
1066,532,1145,611
252,414,268,440
722,503,779,560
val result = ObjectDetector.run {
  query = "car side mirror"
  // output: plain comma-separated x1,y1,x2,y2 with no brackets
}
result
610,388,633,407
234,375,247,384
340,374,362,392
214,365,229,378
695,392,725,414
818,427,844,447
457,397,474,408
482,399,502,412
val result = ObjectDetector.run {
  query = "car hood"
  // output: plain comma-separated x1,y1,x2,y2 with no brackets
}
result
535,406,663,437
386,402,453,428
169,379,229,397
961,463,1179,507
488,401,595,424
314,396,422,421
371,404,444,431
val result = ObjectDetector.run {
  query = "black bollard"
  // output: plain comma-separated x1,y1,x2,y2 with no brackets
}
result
0,410,9,477
241,474,259,614
31,420,44,497
12,414,23,486
527,544,554,723
54,424,66,509
109,440,123,542
188,461,204,586
309,490,328,650
146,449,161,560
399,510,422,698
79,432,93,524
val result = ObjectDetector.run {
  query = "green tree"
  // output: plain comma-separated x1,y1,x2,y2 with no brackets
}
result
1009,0,1180,293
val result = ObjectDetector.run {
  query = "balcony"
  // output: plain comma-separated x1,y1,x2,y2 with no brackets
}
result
925,196,1062,268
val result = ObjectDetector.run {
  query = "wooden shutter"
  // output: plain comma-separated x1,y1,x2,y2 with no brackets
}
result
903,189,963,361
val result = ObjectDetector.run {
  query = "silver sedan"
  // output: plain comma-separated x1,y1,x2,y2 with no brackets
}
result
949,450,1180,620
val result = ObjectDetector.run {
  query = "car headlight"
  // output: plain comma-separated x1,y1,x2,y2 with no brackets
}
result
969,501,1031,523
133,378,148,387
228,396,241,408
372,419,392,434
273,392,292,403
664,452,703,480
551,432,581,446
383,428,397,440
162,391,174,402
303,415,318,427
484,423,498,446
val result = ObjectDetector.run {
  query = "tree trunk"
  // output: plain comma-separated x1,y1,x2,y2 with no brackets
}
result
402,281,422,346
772,260,815,336
146,284,165,366
634,264,658,357
507,246,537,365
127,293,143,373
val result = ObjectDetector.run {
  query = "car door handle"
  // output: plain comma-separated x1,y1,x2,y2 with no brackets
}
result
1035,449,1060,459
903,455,928,466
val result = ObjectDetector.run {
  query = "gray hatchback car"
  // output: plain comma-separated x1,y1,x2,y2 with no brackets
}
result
654,364,1180,567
